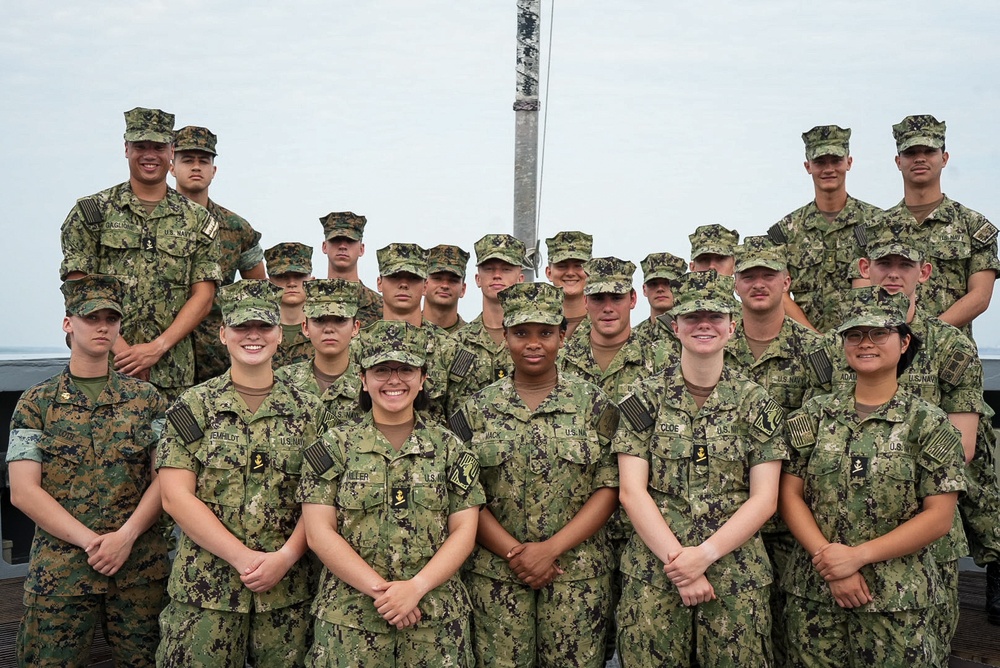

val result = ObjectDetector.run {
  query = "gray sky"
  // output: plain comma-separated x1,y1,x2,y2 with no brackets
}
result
4,1,1000,350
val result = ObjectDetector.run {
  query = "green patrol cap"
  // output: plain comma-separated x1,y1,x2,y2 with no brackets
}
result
584,257,636,295
358,320,428,368
641,252,687,283
669,270,738,316
377,243,427,278
123,107,175,144
893,115,946,152
320,211,367,241
304,278,359,319
173,125,218,155
865,223,924,262
61,275,123,316
498,282,565,327
265,242,313,276
689,224,739,260
802,125,851,160
836,287,909,334
220,280,282,326
474,234,527,267
426,244,470,278
735,236,786,273
546,231,593,264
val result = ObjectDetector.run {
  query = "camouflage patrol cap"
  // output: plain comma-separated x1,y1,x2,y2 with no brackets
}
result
61,275,124,316
865,223,924,262
219,280,282,326
689,224,739,260
320,211,367,241
669,270,738,316
498,282,565,327
893,115,946,152
123,107,175,144
377,243,428,278
735,236,787,273
358,320,428,369
173,125,218,155
474,234,527,267
546,231,593,264
802,125,851,160
426,244,470,278
641,252,687,283
583,257,636,295
836,287,909,334
265,242,313,276
304,279,359,319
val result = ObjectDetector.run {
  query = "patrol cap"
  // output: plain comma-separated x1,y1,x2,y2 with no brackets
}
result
546,231,593,264
219,280,283,326
836,287,909,334
426,244,470,278
893,115,946,152
377,243,427,279
865,224,924,262
689,224,739,260
474,234,527,267
584,257,636,295
173,125,218,155
61,275,124,316
641,252,687,283
358,320,428,369
320,211,367,241
265,242,313,276
498,282,565,327
304,278,359,319
669,270,738,316
735,236,786,273
802,125,851,160
123,107,175,144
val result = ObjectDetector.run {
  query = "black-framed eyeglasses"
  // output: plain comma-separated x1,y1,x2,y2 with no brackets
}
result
368,364,419,381
841,327,897,346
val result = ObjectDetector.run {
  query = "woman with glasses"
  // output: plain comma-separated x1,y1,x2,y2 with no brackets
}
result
298,320,484,667
780,286,967,666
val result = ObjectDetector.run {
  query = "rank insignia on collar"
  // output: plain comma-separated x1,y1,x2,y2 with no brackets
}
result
60,392,71,401
251,451,267,473
850,456,868,478
391,486,409,509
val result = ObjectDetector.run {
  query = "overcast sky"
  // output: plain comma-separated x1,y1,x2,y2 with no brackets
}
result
4,1,1000,351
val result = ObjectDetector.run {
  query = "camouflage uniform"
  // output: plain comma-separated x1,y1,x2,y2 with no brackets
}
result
59,108,222,401
173,126,265,384
455,314,514,382
298,319,484,667
275,359,363,427
426,244,471,334
783,390,967,667
7,276,169,667
689,224,739,266
767,125,883,333
614,270,786,667
267,242,317,370
155,281,326,668
632,251,687,360
320,211,383,327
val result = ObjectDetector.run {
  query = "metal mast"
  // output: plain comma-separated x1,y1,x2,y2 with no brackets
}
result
513,0,540,281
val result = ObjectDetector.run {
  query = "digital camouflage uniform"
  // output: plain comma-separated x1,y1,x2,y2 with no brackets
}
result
320,211,383,327
632,252,687,357
155,281,326,668
614,270,786,667
275,359,363,427
863,115,1000,340
173,126,266,384
783,389,967,667
267,241,317,370
426,243,471,335
59,108,222,401
274,324,315,369
455,313,514,382
7,275,169,667
767,125,883,333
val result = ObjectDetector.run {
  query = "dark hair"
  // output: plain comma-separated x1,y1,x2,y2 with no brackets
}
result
896,323,921,377
358,366,430,412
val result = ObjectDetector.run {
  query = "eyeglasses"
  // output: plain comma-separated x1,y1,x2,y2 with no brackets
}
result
368,364,419,381
841,327,897,346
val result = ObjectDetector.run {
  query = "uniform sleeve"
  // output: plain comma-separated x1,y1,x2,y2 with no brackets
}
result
745,387,788,467
59,200,100,280
189,206,224,285
936,328,984,414
589,391,621,489
915,410,967,499
967,211,1000,277
612,381,656,459
783,400,821,478
444,431,486,513
6,387,45,463
155,396,203,472
297,429,346,505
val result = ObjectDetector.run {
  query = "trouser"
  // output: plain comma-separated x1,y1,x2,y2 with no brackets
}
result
465,571,611,668
763,528,797,668
308,616,472,667
17,579,165,668
156,597,311,667
962,415,1000,566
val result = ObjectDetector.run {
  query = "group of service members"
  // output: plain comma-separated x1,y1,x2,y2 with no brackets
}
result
6,106,1000,667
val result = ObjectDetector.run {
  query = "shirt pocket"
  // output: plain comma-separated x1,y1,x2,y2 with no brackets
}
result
474,438,517,502
789,245,825,292
156,229,200,285
409,483,449,558
648,434,689,498
195,442,246,508
38,433,89,499
337,481,384,548
270,447,304,508
553,437,599,499
927,234,972,263
873,453,919,523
